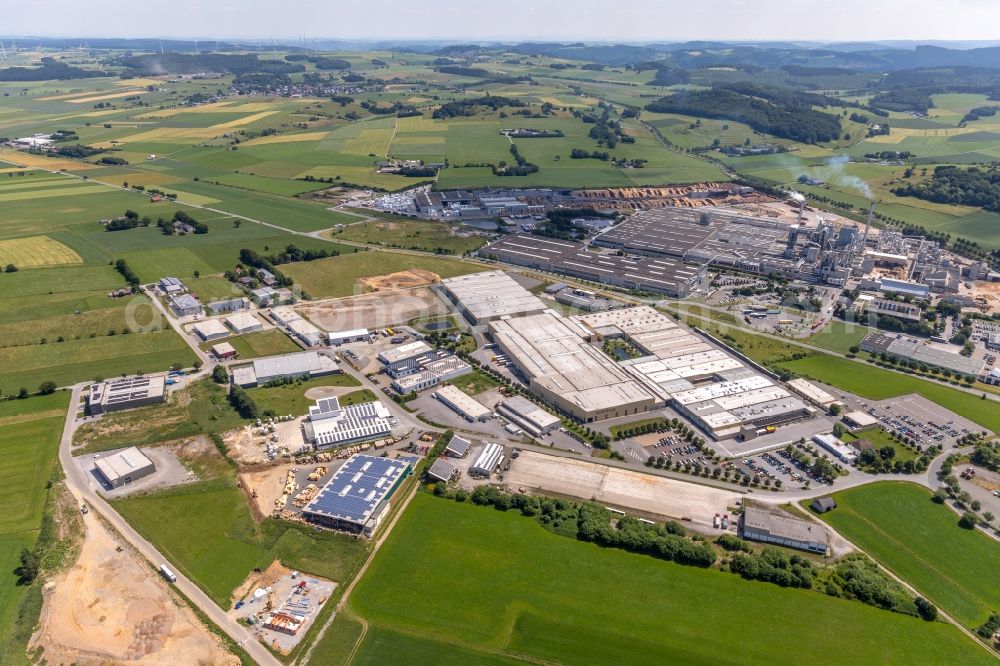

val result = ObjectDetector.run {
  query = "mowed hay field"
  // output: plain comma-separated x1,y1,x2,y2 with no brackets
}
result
336,494,991,666
281,251,486,299
813,482,1000,628
0,235,81,268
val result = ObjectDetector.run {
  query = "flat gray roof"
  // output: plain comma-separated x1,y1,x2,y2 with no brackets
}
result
742,506,827,545
441,270,548,323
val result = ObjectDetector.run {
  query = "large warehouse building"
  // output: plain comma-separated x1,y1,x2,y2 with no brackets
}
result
87,375,166,415
440,270,548,325
490,311,657,422
739,506,828,554
496,395,561,436
480,234,705,298
302,454,411,535
94,446,156,489
231,351,339,387
575,307,812,439
303,397,393,449
433,384,492,422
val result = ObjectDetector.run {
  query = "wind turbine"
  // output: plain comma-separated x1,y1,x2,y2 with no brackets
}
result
0,42,6,63
158,38,164,55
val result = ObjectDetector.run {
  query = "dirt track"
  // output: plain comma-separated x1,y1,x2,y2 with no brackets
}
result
32,513,237,665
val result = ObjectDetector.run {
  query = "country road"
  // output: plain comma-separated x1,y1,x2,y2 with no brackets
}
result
57,384,281,666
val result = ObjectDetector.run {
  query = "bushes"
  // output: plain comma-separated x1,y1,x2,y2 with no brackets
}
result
464,488,715,567
717,533,752,552
211,365,229,384
114,259,140,286
727,548,814,588
227,384,258,419
823,555,918,616
975,612,1000,640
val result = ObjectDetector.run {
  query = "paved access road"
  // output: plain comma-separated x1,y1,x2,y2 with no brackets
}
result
58,384,280,666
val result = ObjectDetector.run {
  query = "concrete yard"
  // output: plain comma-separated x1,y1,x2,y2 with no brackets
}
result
75,445,194,497
502,451,743,526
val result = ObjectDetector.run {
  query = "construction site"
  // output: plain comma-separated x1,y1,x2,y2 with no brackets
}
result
32,512,237,665
228,561,335,653
296,286,450,332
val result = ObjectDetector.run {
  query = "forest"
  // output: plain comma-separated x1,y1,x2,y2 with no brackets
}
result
893,166,1000,212
645,87,842,143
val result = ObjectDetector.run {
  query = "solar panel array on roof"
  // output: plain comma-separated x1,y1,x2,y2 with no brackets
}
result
303,455,410,526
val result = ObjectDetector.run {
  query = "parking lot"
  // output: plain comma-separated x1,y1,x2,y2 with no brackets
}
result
640,433,830,488
861,394,983,447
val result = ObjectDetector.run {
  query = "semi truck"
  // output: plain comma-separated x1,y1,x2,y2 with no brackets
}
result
159,564,177,583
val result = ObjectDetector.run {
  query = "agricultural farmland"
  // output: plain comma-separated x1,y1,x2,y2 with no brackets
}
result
812,482,1000,628
335,493,991,666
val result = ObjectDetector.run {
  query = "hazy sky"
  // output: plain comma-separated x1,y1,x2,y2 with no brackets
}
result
2,0,1000,42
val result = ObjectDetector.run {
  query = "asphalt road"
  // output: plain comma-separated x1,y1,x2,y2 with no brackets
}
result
58,384,280,666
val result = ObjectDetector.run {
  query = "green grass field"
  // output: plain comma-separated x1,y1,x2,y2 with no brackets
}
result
250,374,361,416
115,478,369,608
282,251,485,299
329,217,488,255
73,378,246,453
811,482,1000,628
779,354,1000,432
199,328,300,360
446,369,502,396
808,320,869,354
339,493,990,665
0,327,196,395
0,393,68,664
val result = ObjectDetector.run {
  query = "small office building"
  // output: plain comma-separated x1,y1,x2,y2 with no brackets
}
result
94,446,156,489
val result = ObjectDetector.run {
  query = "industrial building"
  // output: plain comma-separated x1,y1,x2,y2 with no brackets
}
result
378,341,434,377
480,234,704,298
231,351,339,388
225,312,264,335
159,277,184,294
303,397,393,449
87,375,166,415
439,270,548,325
192,319,229,341
301,454,410,535
867,299,922,323
444,434,472,458
287,318,324,347
251,286,279,306
269,306,301,327
576,307,811,439
842,411,879,430
168,293,202,317
211,342,237,360
496,395,561,436
490,312,656,422
860,332,984,378
94,446,156,489
328,329,371,346
786,378,838,410
738,506,828,554
469,443,505,477
433,384,492,422
207,297,250,315
812,433,858,464
426,458,458,483
390,353,472,393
